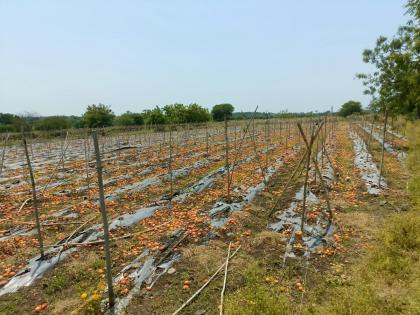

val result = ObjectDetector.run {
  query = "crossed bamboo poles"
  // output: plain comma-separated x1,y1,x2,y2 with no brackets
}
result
268,118,335,234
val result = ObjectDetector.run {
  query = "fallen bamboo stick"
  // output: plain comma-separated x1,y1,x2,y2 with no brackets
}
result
10,220,87,227
268,149,307,217
61,215,97,246
46,220,171,248
172,245,241,315
220,242,232,315
16,132,71,213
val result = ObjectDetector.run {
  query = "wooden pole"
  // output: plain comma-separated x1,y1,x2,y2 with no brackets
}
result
169,124,174,205
92,130,115,309
22,135,45,259
224,116,230,201
219,242,232,315
297,123,315,232
83,136,90,200
378,108,389,188
0,132,9,177
367,115,375,162
206,123,209,156
265,118,269,172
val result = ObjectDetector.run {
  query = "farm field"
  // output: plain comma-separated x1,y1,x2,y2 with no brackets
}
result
1,1,419,313
0,117,418,314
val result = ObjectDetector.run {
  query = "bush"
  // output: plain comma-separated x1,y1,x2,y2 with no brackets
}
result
0,124,15,133
35,116,71,131
185,103,211,123
143,106,166,125
82,104,115,128
114,111,144,126
163,103,211,124
211,104,234,121
338,100,362,117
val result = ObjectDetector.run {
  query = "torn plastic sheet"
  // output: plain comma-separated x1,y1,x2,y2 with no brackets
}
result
0,144,276,294
270,147,336,257
0,205,159,296
208,148,294,228
350,131,387,195
360,125,406,161
104,240,182,314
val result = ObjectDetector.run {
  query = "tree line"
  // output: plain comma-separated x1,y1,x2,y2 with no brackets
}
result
0,103,235,132
1,102,340,133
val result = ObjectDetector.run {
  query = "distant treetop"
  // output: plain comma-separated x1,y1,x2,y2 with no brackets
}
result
82,104,115,128
211,104,234,121
338,101,362,117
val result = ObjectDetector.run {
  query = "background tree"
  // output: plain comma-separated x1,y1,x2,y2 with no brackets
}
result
185,103,211,123
82,104,115,128
211,103,234,121
12,112,39,132
0,113,18,132
357,0,419,118
114,111,144,126
68,116,84,128
163,104,188,124
35,116,71,131
338,101,363,117
163,103,211,123
143,106,166,125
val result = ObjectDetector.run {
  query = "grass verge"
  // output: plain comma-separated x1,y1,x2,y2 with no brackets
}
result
313,120,420,315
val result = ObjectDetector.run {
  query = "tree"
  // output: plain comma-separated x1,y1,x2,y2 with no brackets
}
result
356,0,419,118
35,116,71,131
163,103,211,124
0,113,18,132
114,111,144,126
185,103,211,123
163,104,188,124
68,116,84,128
82,104,115,128
143,106,166,125
211,104,234,121
0,113,17,125
338,101,362,117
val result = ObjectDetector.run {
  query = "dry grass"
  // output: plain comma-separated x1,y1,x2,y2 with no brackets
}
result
311,120,420,315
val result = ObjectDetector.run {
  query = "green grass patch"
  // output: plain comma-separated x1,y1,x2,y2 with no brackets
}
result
313,120,420,314
225,263,290,315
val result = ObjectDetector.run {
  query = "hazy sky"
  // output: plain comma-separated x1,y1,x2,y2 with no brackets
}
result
0,0,409,116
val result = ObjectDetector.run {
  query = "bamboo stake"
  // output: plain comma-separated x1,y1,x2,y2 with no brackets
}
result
299,125,334,226
84,135,91,200
228,106,259,186
172,246,241,315
206,123,209,156
0,132,9,177
220,242,232,315
169,124,174,206
268,149,307,217
22,135,45,259
224,116,230,201
298,123,314,232
92,130,115,309
367,116,375,162
378,108,389,188
47,220,171,248
265,118,269,172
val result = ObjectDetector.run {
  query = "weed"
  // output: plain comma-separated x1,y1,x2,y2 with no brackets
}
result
44,273,70,295
225,263,290,315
